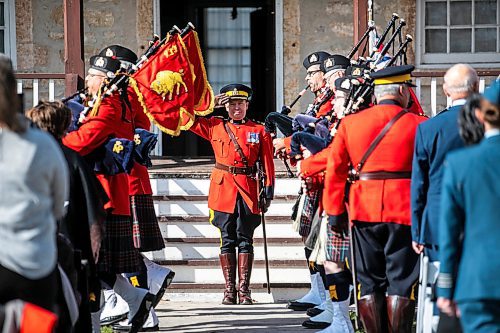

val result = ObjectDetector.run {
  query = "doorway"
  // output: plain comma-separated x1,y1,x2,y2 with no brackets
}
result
159,0,276,157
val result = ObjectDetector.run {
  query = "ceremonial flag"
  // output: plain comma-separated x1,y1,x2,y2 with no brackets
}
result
129,34,195,136
408,87,425,116
182,30,215,117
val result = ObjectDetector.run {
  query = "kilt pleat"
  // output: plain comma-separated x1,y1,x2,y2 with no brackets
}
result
299,190,321,237
130,194,165,251
97,214,142,274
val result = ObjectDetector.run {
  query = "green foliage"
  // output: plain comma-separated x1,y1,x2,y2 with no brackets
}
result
101,326,113,333
349,311,366,333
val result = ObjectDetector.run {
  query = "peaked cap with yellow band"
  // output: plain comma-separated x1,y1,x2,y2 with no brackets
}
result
220,83,253,101
371,65,416,87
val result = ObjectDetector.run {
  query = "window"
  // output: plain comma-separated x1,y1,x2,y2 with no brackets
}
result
417,0,500,67
205,8,255,93
0,0,16,64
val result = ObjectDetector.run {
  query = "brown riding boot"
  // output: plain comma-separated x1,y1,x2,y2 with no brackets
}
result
386,295,416,333
219,253,237,305
238,253,254,305
358,293,387,333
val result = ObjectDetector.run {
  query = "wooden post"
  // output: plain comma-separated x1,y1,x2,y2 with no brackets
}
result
63,0,85,96
353,0,368,59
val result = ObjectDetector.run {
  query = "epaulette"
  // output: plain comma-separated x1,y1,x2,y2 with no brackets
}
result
212,115,225,119
249,118,264,125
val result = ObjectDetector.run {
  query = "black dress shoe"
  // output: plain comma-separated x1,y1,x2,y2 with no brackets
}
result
306,307,324,317
302,319,331,329
286,301,317,311
112,323,159,332
101,313,128,326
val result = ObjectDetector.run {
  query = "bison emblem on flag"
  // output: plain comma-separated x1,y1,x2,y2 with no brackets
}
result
150,69,188,100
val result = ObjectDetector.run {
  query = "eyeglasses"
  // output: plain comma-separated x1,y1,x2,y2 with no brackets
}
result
305,70,322,78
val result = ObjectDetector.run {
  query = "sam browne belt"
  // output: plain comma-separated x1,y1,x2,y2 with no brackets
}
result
215,162,256,175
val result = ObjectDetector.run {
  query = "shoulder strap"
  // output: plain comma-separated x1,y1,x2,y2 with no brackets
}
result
223,121,248,167
356,109,408,173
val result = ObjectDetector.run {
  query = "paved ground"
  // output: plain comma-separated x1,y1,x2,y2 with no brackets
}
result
154,300,311,332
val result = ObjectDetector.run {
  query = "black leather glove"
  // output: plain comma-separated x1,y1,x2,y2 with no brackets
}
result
280,105,291,115
262,199,271,213
328,212,349,239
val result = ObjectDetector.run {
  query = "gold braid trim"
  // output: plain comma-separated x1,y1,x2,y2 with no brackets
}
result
89,87,104,118
182,31,215,116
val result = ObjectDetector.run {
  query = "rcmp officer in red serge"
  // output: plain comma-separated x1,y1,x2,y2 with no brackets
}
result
323,65,426,333
188,84,275,305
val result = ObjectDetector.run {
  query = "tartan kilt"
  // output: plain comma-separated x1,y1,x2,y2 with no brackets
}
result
130,194,165,251
97,214,142,274
299,190,321,237
326,226,350,263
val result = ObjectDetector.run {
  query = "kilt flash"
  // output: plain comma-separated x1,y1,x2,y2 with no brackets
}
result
326,226,350,263
130,194,165,252
97,214,142,274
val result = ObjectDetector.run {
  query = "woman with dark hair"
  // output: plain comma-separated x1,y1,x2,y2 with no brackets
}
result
437,80,500,333
26,101,108,331
0,56,69,311
458,93,485,145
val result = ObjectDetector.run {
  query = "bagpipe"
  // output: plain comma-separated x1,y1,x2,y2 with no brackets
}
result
343,14,414,113
322,14,417,141
63,22,214,175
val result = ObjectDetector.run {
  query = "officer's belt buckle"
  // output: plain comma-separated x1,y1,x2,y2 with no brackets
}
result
228,166,238,174
347,169,359,184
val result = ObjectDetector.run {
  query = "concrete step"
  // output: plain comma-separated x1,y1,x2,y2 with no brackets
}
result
148,258,310,284
150,239,305,261
159,220,298,239
154,200,295,217
150,178,301,196
163,282,310,303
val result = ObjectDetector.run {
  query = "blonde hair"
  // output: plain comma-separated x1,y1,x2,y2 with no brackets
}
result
26,101,72,140
0,55,24,133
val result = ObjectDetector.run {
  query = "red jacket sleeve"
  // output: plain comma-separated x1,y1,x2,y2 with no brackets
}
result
189,117,214,141
283,135,292,155
300,143,331,177
260,129,275,199
62,94,122,156
323,120,350,216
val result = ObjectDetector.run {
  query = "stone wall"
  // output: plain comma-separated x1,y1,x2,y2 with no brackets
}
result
15,0,153,73
282,0,417,115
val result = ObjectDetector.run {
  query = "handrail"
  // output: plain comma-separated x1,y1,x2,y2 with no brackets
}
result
15,73,66,80
413,70,500,77
16,73,66,106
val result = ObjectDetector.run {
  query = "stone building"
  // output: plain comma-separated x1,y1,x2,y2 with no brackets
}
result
4,0,499,156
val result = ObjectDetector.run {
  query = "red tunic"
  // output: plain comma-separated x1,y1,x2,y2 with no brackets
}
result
128,88,153,196
63,93,133,216
300,142,332,177
189,117,275,214
323,103,426,226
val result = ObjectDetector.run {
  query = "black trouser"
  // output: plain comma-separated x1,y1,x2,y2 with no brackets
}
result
264,112,294,137
0,264,58,311
353,221,419,298
210,194,261,254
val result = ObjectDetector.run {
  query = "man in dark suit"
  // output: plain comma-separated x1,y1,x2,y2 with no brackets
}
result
411,64,478,332
437,80,500,333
